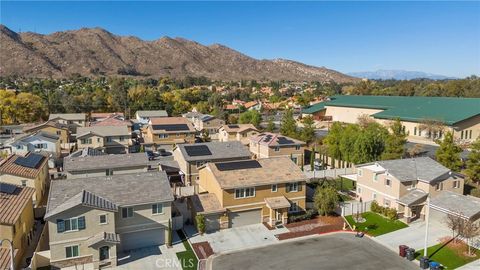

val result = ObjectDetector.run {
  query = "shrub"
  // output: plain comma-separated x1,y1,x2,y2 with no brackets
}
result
288,209,318,223
370,201,397,220
385,208,398,220
195,214,206,234
371,201,380,213
471,188,480,198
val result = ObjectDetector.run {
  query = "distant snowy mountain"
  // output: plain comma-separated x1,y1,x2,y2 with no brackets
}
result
347,70,457,80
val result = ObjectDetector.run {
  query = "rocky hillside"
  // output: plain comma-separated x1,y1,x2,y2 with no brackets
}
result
0,25,358,82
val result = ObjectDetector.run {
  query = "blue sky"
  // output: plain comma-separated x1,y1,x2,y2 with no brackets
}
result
1,1,479,78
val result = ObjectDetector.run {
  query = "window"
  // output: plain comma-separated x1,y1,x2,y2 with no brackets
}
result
159,134,169,139
453,181,460,189
176,133,181,137
21,180,27,187
384,199,391,207
286,182,299,192
436,182,443,191
271,184,278,192
122,207,134,218
385,179,391,187
373,174,378,182
414,127,417,136
289,202,299,213
291,157,298,164
16,145,23,150
97,138,101,143
152,203,164,215
196,161,207,169
35,143,47,149
65,245,79,258
274,147,280,152
99,214,107,224
106,169,113,176
461,130,464,140
357,187,362,194
470,130,473,139
106,137,112,143
56,131,61,135
357,169,363,176
119,136,124,142
372,193,377,200
234,187,255,199
411,181,417,189
80,138,92,144
56,217,85,233
295,145,300,150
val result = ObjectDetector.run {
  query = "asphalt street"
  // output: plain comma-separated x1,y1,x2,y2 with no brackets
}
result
210,233,419,270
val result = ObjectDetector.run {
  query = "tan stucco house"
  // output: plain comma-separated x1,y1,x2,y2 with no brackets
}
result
194,157,307,231
183,112,225,140
23,121,71,149
249,132,306,166
143,117,196,147
76,125,132,154
218,124,259,145
45,172,174,269
48,113,87,134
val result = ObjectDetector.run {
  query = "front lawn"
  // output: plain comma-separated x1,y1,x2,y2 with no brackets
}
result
415,241,480,269
345,212,408,236
176,230,198,270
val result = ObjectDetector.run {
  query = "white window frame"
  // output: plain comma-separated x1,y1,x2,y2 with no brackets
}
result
64,217,80,232
274,146,280,152
234,187,256,199
385,178,391,187
65,245,79,258
373,174,378,182
453,180,460,189
357,169,363,176
271,184,278,192
99,214,108,225
286,182,299,192
295,145,300,150
122,207,134,218
436,182,443,191
152,203,164,215
21,180,27,187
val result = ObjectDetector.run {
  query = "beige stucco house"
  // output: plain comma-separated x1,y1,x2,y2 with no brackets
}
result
76,125,132,154
23,121,71,149
218,124,259,145
48,113,87,134
183,112,225,140
143,117,196,147
45,172,174,269
249,132,306,166
193,157,307,232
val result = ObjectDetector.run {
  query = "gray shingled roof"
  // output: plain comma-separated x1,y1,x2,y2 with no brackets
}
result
177,141,251,162
67,147,107,158
360,157,451,183
49,113,86,121
64,152,149,172
77,125,130,138
397,189,428,206
46,171,174,219
87,232,121,247
431,191,480,220
136,110,168,118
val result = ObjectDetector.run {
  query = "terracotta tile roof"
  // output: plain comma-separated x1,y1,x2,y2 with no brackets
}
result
0,183,35,225
224,104,239,110
191,193,225,214
244,101,259,109
0,153,47,179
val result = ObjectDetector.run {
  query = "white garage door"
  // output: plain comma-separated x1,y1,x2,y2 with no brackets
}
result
205,214,221,232
120,228,165,251
430,207,448,224
229,209,261,228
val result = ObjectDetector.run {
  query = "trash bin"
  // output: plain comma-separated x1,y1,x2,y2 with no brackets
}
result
399,245,408,257
406,248,415,261
419,256,430,269
429,261,440,270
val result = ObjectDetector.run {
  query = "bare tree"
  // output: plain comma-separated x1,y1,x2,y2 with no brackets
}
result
357,114,376,128
459,218,480,256
408,144,424,158
418,119,445,140
445,213,464,242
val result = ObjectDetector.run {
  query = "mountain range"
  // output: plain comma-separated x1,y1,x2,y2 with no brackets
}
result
0,25,358,83
347,70,456,80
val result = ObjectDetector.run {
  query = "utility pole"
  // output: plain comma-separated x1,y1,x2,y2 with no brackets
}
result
423,195,430,257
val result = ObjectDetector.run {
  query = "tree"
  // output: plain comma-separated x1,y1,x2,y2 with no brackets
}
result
266,116,275,132
381,119,407,160
357,114,376,128
407,144,424,158
313,186,339,216
301,116,315,143
280,109,297,138
465,137,480,187
195,214,206,235
445,214,464,242
228,114,238,124
238,110,261,127
459,218,480,256
419,119,445,140
436,132,463,171
201,129,211,142
167,219,173,247
310,148,315,171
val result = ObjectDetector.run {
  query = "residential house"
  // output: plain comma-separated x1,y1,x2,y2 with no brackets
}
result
0,183,35,270
90,112,124,122
429,191,480,224
23,121,70,149
90,116,133,131
183,112,225,140
244,101,261,111
48,113,87,134
143,117,196,148
194,157,307,231
173,141,251,185
45,172,174,269
76,125,132,154
302,95,480,144
64,152,150,179
218,124,259,145
9,131,61,162
250,132,306,166
135,110,168,125
0,152,49,207
349,157,464,223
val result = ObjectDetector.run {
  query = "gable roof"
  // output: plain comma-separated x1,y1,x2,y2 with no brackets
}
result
176,141,251,162
90,117,132,127
0,183,35,225
46,171,174,219
49,113,86,121
23,120,69,133
77,125,130,138
204,157,307,189
302,95,480,125
149,117,196,133
0,153,47,179
358,157,455,183
220,124,258,133
244,101,259,109
64,152,149,172
12,131,59,145
250,132,305,147
136,110,168,118
431,191,480,220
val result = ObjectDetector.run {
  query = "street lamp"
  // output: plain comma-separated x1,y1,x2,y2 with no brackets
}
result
0,239,14,270
423,194,430,257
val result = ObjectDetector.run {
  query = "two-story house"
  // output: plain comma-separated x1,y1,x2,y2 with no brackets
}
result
63,152,150,179
48,113,87,134
352,157,465,222
0,183,35,269
173,141,251,186
10,131,61,162
183,112,225,140
194,157,307,231
250,132,306,166
218,124,259,145
143,117,196,148
23,121,70,149
45,172,174,269
89,115,133,132
0,152,49,207
76,125,132,154
135,110,168,125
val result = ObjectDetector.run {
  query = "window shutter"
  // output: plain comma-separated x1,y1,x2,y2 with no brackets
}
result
298,182,302,191
78,216,86,230
57,219,65,233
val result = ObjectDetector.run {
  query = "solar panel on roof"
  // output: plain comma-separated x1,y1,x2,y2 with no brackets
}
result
228,125,239,128
184,145,212,156
152,124,190,131
277,137,295,145
216,160,262,171
0,182,17,194
14,153,44,168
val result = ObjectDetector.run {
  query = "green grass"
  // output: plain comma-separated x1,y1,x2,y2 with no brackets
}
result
176,230,198,270
415,242,480,269
335,177,355,191
345,212,408,236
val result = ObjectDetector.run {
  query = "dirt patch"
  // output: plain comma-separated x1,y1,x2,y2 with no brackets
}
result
192,241,214,260
277,216,347,240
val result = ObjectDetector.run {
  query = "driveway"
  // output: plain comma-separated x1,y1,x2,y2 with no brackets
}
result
209,232,418,270
186,224,288,254
376,219,451,252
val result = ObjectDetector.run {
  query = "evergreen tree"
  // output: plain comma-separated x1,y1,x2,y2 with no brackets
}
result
314,186,339,216
301,116,315,143
465,137,480,186
435,132,463,171
266,116,275,132
280,109,297,137
238,110,261,127
381,119,408,160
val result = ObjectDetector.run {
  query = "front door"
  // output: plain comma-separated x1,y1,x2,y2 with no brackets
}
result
99,246,109,261
276,210,282,224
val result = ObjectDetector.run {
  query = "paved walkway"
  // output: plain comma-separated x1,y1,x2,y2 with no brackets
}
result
457,259,480,270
